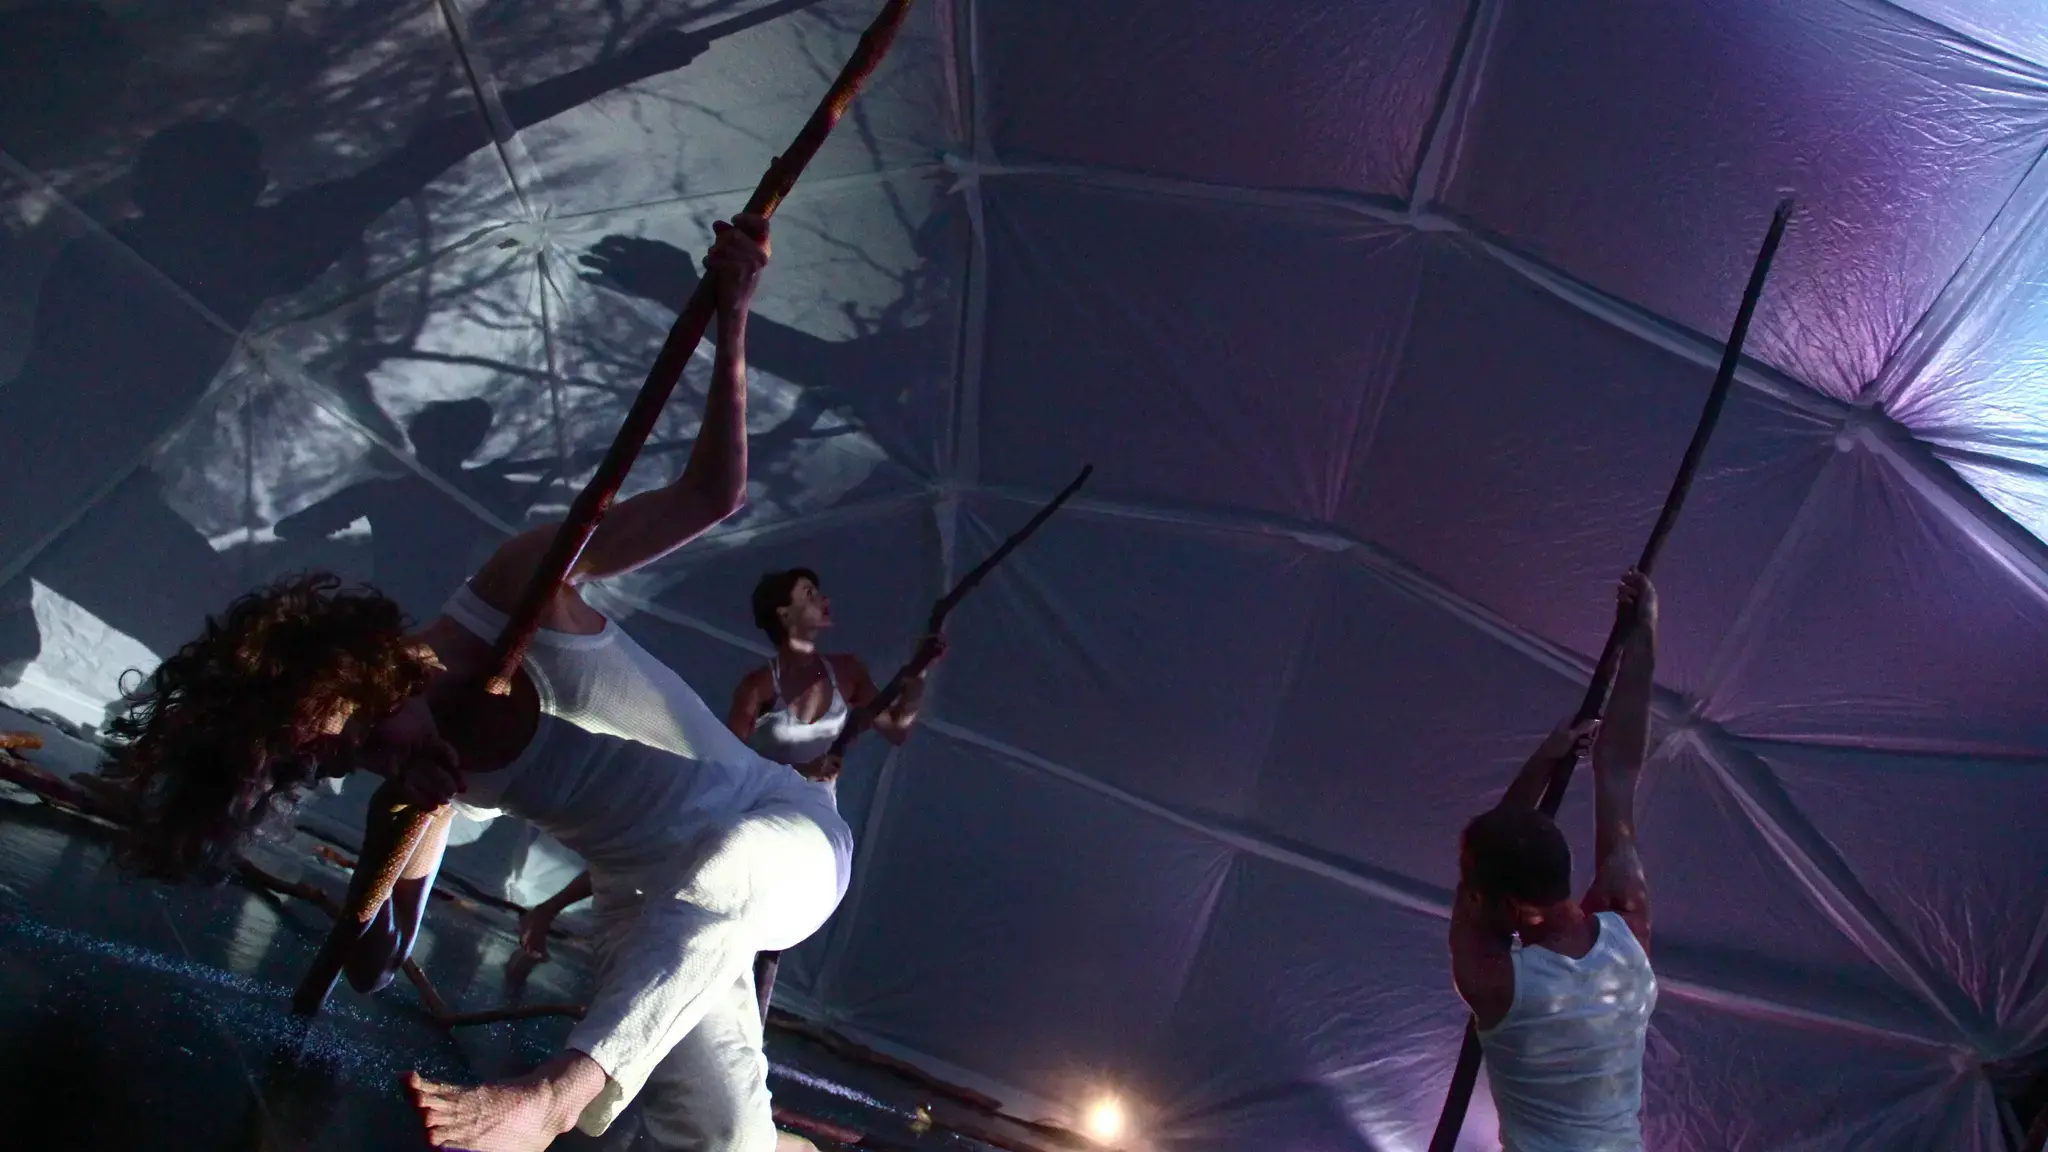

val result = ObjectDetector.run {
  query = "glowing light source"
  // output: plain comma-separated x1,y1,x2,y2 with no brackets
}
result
1083,1093,1126,1144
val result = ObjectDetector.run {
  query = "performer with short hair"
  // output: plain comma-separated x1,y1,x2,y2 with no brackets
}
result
1450,570,1661,1152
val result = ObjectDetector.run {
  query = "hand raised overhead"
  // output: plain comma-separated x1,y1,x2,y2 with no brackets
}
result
1537,717,1602,762
704,214,770,311
1616,568,1658,635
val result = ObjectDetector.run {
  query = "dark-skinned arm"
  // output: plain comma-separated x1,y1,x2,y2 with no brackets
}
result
1496,716,1602,812
728,669,770,744
1584,570,1658,951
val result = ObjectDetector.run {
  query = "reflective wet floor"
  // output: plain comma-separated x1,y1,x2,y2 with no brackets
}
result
0,794,984,1152
0,799,632,1150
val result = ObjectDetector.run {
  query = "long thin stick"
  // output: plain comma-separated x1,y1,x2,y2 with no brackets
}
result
291,0,917,1019
826,464,1094,759
487,0,915,695
1425,198,1794,1152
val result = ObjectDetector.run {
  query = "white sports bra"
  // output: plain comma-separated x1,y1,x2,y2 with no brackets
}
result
746,656,850,768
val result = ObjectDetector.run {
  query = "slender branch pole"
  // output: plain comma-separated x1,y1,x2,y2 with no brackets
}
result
289,0,918,1018
1425,198,1794,1152
757,470,1092,1023
826,464,1094,760
486,0,916,695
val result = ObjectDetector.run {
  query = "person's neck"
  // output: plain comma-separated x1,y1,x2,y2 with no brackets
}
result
1518,902,1590,952
780,636,819,659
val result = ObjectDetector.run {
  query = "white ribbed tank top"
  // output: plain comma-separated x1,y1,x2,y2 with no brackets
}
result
438,583,835,827
441,582,761,768
1477,912,1658,1152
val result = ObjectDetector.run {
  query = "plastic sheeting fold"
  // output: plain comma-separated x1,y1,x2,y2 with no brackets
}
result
7,0,2048,1148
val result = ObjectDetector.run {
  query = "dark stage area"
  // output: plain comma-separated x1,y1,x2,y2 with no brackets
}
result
0,778,1030,1152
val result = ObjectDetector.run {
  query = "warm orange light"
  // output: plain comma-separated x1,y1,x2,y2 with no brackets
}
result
1083,1093,1126,1144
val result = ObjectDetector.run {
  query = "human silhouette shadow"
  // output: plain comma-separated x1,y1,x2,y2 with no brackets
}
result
576,211,953,481
0,0,125,165
0,22,730,689
271,399,549,622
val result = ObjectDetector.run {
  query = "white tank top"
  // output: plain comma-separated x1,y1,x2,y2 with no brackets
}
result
438,583,823,824
746,655,850,767
441,583,760,766
1477,912,1658,1152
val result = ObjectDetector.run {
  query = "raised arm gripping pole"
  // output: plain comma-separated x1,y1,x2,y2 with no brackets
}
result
290,0,917,1019
489,0,915,695
1424,198,1794,1152
825,464,1095,761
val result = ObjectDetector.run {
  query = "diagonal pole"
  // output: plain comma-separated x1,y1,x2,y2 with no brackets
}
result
825,464,1093,762
1425,198,1794,1152
747,467,1092,1017
292,0,919,1018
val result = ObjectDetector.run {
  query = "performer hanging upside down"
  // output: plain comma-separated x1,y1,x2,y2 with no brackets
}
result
1451,570,1660,1152
105,214,851,1152
515,566,944,961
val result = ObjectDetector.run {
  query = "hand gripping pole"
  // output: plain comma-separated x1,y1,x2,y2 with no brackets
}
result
1425,198,1794,1151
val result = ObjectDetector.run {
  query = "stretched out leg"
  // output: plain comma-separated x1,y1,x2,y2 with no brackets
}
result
410,788,848,1152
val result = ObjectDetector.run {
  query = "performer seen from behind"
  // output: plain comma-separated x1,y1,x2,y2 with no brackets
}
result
1450,569,1661,1152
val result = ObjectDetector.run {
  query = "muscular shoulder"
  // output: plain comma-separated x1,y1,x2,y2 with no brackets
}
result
826,653,870,683
469,527,596,628
1453,945,1516,1029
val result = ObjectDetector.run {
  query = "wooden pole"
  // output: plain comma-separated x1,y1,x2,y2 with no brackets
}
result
1425,198,1794,1152
291,0,918,1018
824,464,1094,762
486,0,916,696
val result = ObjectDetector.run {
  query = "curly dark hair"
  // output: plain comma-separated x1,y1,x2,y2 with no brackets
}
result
102,572,434,881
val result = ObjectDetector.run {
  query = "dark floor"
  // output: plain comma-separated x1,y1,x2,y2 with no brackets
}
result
0,793,997,1152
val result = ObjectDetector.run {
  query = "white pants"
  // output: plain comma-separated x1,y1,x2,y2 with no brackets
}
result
567,776,850,1144
634,967,776,1151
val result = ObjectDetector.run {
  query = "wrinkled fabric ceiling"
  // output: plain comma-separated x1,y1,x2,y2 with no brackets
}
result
5,0,2048,1148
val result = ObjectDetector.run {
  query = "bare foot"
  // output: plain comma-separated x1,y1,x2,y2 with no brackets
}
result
407,1056,600,1152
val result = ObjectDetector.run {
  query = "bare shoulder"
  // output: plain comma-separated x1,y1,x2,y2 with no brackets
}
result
469,526,601,629
469,528,555,613
1583,875,1652,957
827,653,871,682
1453,946,1516,1030
1449,887,1518,1028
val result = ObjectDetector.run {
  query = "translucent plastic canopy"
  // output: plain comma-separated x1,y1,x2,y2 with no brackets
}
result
5,1,2048,1148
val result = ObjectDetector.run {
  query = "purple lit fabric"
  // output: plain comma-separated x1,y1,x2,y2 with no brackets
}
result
3,1,2046,1147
